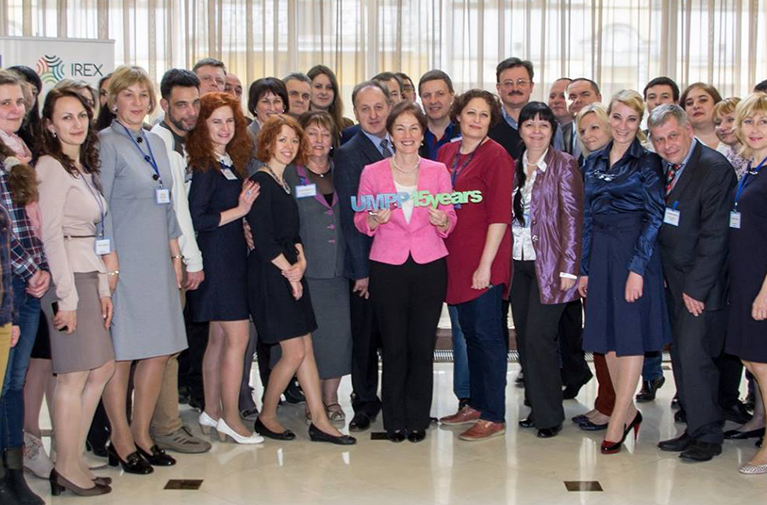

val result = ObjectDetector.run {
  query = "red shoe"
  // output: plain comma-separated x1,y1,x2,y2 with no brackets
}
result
439,405,481,426
459,420,506,441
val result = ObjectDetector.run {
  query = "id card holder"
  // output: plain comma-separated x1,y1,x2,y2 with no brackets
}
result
729,211,742,229
156,188,171,205
95,237,112,255
295,184,317,198
222,168,238,181
663,207,680,227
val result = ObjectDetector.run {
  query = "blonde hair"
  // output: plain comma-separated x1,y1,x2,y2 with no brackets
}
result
575,103,610,155
713,97,741,120
106,65,157,113
734,92,767,159
608,89,646,142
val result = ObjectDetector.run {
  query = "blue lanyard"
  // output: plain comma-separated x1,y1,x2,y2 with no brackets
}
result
734,155,767,209
81,172,106,238
118,121,164,187
450,137,485,187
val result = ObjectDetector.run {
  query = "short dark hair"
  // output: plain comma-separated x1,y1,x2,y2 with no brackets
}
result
567,78,601,96
351,80,390,108
418,69,454,95
386,101,428,136
395,72,414,88
283,72,311,86
643,76,680,102
373,72,403,95
518,101,558,140
247,77,289,116
495,57,534,83
160,69,200,100
450,89,502,128
753,79,767,93
193,58,226,74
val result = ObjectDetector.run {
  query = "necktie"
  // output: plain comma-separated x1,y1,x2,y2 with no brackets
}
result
380,138,394,158
666,163,681,194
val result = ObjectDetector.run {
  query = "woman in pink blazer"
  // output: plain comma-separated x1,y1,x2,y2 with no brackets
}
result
354,101,456,443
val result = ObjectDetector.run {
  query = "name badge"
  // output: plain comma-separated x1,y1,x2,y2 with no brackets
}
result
95,238,112,255
295,184,317,198
729,211,742,229
222,168,238,181
155,188,171,205
663,207,680,227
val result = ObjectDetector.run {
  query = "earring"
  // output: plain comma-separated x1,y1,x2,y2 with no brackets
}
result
112,107,118,113
50,131,57,138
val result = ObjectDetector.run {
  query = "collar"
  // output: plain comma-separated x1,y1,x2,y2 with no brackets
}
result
596,137,645,162
501,107,519,130
523,148,549,173
361,129,392,150
425,121,455,141
160,121,186,146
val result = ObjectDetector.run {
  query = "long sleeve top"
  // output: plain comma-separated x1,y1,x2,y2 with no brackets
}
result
0,205,14,325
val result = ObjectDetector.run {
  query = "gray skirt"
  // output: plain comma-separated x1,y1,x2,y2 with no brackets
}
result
42,272,115,374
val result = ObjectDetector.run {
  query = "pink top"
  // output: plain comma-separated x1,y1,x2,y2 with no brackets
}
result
354,158,457,265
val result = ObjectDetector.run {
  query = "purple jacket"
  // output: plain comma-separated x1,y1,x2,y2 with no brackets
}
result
524,148,584,304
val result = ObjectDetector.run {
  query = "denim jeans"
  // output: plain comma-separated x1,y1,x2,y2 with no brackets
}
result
0,277,41,451
642,352,663,381
448,305,470,400
456,285,507,423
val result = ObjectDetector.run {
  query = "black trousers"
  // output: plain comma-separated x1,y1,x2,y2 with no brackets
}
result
370,257,446,433
177,304,209,403
349,279,382,417
510,260,567,429
716,352,744,408
558,299,591,388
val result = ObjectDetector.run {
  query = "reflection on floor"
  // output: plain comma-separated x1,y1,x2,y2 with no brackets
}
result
31,364,766,505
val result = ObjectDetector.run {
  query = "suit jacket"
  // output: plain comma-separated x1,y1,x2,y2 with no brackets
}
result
340,124,361,146
524,149,584,304
561,121,574,155
488,119,524,161
658,142,737,310
354,158,457,265
333,129,384,279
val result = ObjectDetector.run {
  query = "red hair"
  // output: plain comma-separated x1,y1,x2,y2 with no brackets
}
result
256,114,309,167
186,92,253,176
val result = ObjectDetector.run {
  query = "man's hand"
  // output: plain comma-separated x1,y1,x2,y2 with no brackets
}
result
683,292,705,317
353,278,370,299
185,270,205,291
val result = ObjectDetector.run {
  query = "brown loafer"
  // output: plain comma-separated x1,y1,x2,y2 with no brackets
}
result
439,406,481,426
459,420,506,441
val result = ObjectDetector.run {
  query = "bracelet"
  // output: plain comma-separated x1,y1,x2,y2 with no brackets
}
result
171,254,184,260
107,270,119,277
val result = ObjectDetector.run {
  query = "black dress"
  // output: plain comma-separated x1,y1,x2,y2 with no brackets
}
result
726,164,767,363
247,171,317,344
187,161,249,322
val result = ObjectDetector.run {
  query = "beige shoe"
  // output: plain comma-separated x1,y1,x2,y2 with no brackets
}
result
23,432,54,479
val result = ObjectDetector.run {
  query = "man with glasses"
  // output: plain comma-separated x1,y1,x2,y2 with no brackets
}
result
489,57,534,161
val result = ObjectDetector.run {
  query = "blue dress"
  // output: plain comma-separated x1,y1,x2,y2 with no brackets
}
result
581,139,671,356
187,160,249,322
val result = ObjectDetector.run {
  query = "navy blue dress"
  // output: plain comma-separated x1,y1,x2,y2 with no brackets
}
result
726,162,767,363
187,161,249,322
581,139,671,356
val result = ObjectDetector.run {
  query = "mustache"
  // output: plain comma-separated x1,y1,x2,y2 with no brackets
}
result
507,90,524,96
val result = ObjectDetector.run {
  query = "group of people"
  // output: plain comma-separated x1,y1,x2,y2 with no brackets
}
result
0,55,765,504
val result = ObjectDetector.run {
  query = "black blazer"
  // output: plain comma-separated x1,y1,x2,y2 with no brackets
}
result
333,129,384,280
658,142,737,310
488,118,524,161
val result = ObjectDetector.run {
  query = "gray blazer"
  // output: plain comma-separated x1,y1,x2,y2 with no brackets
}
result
285,164,345,279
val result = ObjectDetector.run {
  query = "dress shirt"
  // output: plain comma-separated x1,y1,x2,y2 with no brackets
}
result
362,130,393,157
423,122,457,160
501,107,519,130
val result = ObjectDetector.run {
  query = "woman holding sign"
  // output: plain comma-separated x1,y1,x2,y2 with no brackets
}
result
186,92,262,445
354,101,456,443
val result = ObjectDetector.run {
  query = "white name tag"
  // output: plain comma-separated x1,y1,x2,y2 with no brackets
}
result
295,184,317,198
95,238,112,255
222,168,238,181
155,188,171,205
663,207,680,227
729,211,742,229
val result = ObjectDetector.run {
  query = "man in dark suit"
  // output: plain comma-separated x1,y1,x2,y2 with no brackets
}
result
333,80,393,431
650,104,737,462
488,57,534,161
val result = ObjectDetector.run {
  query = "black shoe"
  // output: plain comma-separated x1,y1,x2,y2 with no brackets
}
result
562,371,594,400
571,414,590,425
387,430,406,443
136,444,176,466
0,467,20,505
745,391,756,412
671,394,680,409
407,430,426,443
106,442,153,475
284,379,306,404
658,433,691,452
458,398,470,410
187,396,205,412
85,440,108,459
519,416,535,429
3,448,44,505
254,417,296,440
537,424,562,438
724,427,765,440
349,412,373,432
308,424,356,445
679,441,722,462
636,377,665,403
178,385,191,405
674,409,687,423
579,420,608,431
722,401,753,425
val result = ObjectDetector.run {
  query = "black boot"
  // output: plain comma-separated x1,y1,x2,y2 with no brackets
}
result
4,448,44,505
0,463,21,505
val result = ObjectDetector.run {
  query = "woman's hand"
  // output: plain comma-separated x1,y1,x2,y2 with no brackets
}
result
625,272,644,303
238,180,260,216
53,309,77,334
108,273,119,293
578,276,588,298
560,277,576,291
427,207,449,230
471,262,492,290
753,289,767,321
10,326,19,347
101,297,114,329
290,280,303,300
282,260,306,282
173,258,184,289
368,208,392,229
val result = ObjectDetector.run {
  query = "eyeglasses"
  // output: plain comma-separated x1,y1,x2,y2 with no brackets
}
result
501,79,531,88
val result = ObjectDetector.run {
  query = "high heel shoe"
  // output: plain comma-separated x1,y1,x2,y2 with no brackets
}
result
216,419,265,444
199,412,218,436
600,411,642,455
136,445,176,466
308,424,356,445
93,476,112,486
105,442,153,475
50,469,111,497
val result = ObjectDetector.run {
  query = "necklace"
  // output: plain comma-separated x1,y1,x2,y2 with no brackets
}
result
263,164,291,194
391,155,421,174
306,160,330,178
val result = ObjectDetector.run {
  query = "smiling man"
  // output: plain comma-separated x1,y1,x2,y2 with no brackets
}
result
489,57,535,161
418,70,459,160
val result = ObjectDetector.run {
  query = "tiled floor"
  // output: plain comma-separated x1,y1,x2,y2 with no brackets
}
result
30,364,767,504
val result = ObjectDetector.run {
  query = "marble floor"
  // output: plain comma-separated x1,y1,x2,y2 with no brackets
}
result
29,363,767,505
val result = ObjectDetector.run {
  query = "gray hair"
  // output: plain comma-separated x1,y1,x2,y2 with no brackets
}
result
647,103,690,130
283,72,311,85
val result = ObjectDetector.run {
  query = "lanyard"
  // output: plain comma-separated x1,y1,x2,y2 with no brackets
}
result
450,137,486,187
118,121,164,187
81,172,106,238
734,155,767,209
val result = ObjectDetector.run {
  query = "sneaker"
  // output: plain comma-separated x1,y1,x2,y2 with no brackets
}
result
439,405,481,426
23,432,54,479
240,407,260,423
154,426,212,454
459,420,506,441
